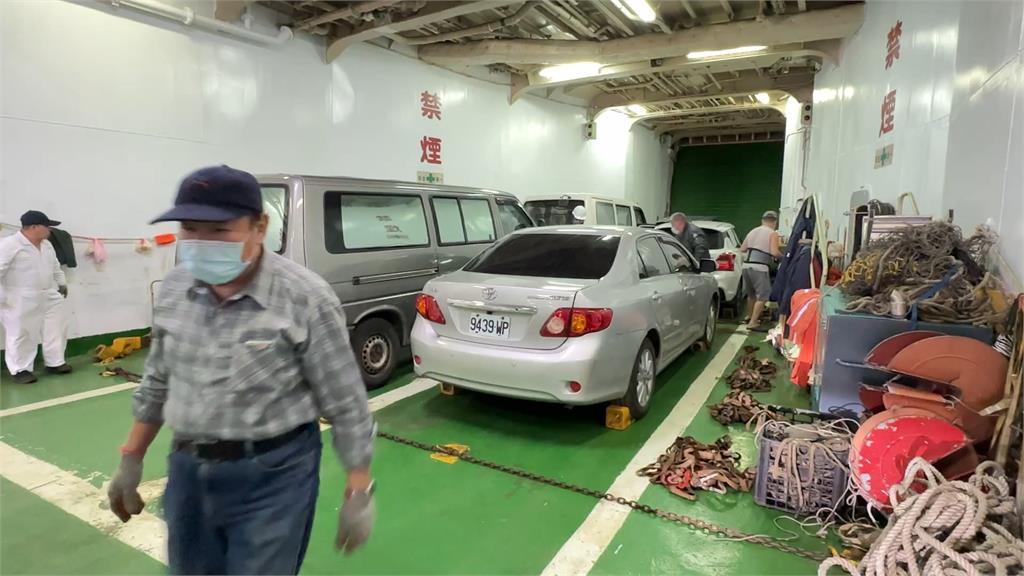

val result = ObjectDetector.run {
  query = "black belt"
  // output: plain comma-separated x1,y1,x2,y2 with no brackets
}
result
172,423,313,461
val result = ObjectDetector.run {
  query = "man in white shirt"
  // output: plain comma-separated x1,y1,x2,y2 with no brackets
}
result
739,210,782,332
0,211,71,384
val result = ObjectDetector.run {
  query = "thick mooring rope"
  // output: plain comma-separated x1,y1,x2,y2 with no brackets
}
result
818,459,1024,576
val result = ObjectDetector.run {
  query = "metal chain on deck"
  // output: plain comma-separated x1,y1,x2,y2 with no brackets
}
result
378,430,829,563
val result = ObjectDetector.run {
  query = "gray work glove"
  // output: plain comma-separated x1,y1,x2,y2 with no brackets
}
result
335,489,375,554
107,454,144,522
58,285,68,298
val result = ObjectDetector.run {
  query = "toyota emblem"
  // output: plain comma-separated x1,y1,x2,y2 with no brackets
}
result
481,287,497,301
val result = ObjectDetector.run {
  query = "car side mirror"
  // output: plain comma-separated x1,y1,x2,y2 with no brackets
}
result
571,205,587,222
699,259,717,274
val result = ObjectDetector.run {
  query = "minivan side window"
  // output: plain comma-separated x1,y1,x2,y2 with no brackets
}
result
615,205,632,226
596,202,616,225
433,198,466,244
636,236,672,278
461,198,496,242
261,185,287,254
634,207,647,225
324,192,430,253
496,199,534,233
430,196,497,246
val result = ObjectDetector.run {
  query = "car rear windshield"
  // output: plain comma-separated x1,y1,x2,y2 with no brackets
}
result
465,234,621,279
701,228,725,250
524,200,584,226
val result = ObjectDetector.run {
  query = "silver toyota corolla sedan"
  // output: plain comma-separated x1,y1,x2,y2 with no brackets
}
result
410,226,719,419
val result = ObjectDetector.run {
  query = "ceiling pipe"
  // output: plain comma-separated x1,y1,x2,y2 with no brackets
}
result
420,3,864,66
540,2,601,40
295,0,399,32
401,1,541,46
327,0,519,62
107,0,292,45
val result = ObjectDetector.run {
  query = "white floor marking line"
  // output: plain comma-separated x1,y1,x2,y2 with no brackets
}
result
320,377,438,431
137,478,168,504
541,332,748,576
0,382,138,418
0,441,168,564
0,377,436,565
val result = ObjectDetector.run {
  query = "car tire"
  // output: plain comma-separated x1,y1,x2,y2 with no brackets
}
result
698,298,717,348
621,339,657,420
352,318,399,390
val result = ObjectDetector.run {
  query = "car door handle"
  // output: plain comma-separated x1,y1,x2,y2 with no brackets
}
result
652,291,662,301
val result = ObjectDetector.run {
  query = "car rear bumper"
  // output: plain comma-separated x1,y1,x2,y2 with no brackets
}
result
411,319,639,405
712,270,741,301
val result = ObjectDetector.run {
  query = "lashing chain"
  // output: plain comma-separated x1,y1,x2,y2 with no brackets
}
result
378,431,829,562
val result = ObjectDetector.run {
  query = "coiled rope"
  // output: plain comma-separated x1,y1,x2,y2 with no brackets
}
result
842,222,1002,326
818,458,1024,576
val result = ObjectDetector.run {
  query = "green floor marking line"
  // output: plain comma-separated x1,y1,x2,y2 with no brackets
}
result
541,331,748,576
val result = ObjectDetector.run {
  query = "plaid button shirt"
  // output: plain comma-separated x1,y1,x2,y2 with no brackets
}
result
133,251,374,470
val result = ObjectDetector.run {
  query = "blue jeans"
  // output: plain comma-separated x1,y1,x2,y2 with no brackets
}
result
164,423,322,575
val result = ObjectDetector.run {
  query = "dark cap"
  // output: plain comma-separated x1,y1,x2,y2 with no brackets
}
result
21,210,60,227
151,165,263,224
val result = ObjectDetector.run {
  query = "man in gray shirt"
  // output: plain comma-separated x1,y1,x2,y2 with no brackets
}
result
107,166,376,574
739,210,782,332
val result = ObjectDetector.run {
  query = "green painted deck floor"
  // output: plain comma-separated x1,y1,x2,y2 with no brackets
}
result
0,325,826,575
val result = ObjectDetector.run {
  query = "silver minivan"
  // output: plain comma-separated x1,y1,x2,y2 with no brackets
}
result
257,175,534,387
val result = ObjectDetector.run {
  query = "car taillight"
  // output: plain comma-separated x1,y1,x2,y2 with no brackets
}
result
716,252,736,271
415,294,446,324
541,308,613,337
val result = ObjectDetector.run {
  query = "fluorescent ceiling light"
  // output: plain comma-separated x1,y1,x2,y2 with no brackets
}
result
755,92,771,104
687,45,768,60
626,104,647,115
538,62,603,81
611,0,657,23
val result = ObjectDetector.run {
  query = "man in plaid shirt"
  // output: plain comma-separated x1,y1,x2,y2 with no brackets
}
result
107,166,376,574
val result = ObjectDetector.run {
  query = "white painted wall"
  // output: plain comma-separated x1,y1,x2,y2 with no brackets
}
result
942,0,1024,289
800,0,1023,287
779,97,811,235
0,0,670,341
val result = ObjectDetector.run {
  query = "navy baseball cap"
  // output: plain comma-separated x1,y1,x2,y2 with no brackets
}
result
21,210,61,227
151,165,263,224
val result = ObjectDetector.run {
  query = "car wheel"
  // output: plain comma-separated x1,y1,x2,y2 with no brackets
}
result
699,299,717,348
621,339,657,420
352,318,399,390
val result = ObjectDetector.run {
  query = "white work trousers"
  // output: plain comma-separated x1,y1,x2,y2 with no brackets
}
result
1,289,67,374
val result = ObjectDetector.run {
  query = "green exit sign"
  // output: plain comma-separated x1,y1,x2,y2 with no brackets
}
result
417,171,444,184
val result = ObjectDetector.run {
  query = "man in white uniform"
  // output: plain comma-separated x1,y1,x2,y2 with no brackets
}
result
0,211,71,384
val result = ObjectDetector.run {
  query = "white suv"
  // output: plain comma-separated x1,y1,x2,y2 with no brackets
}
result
524,194,648,228
657,220,745,311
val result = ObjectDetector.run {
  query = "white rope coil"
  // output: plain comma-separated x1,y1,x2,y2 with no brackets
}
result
819,458,1024,576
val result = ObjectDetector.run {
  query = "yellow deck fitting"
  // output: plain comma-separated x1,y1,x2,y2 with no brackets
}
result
606,405,633,430
430,443,469,464
93,335,151,362
439,382,457,396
